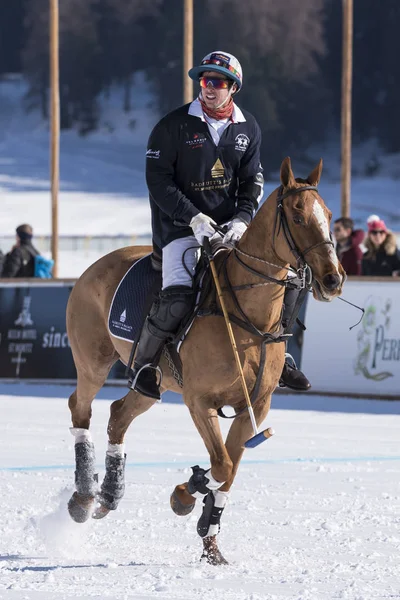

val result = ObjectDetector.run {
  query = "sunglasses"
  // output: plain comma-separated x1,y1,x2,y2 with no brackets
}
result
199,77,230,90
370,230,386,235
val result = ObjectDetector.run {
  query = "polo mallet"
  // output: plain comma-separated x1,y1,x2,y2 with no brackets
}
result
203,237,274,449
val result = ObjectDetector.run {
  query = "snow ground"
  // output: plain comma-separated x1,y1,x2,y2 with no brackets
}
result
0,385,399,600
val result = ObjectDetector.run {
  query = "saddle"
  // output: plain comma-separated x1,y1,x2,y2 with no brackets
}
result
108,244,224,387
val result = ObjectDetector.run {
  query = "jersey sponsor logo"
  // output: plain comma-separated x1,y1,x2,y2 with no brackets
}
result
235,134,250,152
191,177,231,192
186,133,207,148
211,158,224,179
146,149,160,159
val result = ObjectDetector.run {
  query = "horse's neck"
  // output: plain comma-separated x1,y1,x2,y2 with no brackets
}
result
225,198,289,333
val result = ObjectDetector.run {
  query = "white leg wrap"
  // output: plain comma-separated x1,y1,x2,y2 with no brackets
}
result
106,442,125,457
70,427,92,444
197,489,230,538
206,490,229,537
191,469,225,499
204,469,225,490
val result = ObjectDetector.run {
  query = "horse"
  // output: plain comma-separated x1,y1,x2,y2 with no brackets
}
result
66,157,345,565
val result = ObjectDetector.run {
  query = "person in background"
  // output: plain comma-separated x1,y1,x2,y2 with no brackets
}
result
2,224,39,278
0,249,4,276
362,215,400,276
333,217,364,275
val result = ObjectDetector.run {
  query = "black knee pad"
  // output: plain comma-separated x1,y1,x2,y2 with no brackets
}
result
150,285,195,332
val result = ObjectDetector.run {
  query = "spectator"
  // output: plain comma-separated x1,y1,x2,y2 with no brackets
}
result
362,215,400,276
0,249,4,276
2,224,39,278
333,217,364,275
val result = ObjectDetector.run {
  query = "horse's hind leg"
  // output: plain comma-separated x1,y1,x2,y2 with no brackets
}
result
68,368,112,523
93,389,157,519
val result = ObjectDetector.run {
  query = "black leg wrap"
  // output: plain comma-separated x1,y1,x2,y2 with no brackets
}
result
74,441,97,497
98,453,126,510
187,465,212,496
197,491,226,538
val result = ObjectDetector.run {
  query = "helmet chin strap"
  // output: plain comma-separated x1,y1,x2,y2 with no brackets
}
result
215,95,232,109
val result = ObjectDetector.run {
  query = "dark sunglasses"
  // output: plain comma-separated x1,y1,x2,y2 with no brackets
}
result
370,230,386,235
199,77,230,90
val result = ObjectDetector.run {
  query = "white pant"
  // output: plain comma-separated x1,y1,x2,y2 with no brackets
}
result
162,236,201,289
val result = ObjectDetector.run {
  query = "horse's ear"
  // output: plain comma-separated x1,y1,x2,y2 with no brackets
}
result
280,157,296,188
307,159,323,187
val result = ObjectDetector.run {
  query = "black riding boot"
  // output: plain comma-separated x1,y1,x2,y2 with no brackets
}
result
279,286,311,392
129,285,195,400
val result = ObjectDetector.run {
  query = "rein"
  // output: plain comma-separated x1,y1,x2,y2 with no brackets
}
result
212,184,332,419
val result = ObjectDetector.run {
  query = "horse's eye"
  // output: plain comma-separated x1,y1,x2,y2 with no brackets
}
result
293,215,303,225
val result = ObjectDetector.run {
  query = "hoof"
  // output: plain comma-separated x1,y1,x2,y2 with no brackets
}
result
201,536,228,565
170,484,196,516
92,503,111,520
68,492,95,523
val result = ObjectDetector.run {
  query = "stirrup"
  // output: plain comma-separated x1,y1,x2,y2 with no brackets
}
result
129,364,163,401
279,352,311,391
278,353,297,389
284,352,297,369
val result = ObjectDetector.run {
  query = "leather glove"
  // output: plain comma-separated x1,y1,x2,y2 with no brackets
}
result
190,213,216,245
222,218,248,246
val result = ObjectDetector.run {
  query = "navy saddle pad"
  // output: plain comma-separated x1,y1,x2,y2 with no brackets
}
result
108,254,161,343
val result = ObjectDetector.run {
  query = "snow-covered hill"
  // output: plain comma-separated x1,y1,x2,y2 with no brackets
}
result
1,73,400,241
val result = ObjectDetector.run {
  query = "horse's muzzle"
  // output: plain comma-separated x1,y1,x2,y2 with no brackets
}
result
322,273,342,291
312,273,343,302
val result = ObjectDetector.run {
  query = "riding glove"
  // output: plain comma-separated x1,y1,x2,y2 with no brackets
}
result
190,213,216,245
222,218,248,246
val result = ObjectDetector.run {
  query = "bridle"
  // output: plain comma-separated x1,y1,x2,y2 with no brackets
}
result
273,184,334,273
232,184,335,291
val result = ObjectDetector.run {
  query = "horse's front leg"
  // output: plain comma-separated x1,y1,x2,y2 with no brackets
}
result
171,401,234,565
200,394,273,563
93,389,157,519
171,394,272,565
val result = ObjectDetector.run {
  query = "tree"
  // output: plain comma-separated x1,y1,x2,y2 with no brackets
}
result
22,0,50,119
0,0,27,74
201,0,328,169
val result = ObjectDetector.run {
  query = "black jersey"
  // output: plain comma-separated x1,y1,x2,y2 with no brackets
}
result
145,100,264,250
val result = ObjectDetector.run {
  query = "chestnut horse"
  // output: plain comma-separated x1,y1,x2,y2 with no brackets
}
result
66,157,345,564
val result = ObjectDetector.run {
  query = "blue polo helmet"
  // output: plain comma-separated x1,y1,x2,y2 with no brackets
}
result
188,51,243,91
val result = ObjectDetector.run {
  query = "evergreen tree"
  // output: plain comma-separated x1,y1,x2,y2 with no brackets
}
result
0,0,27,74
58,0,103,133
22,0,49,119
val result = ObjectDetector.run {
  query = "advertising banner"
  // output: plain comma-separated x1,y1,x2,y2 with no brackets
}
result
0,283,125,381
301,280,400,397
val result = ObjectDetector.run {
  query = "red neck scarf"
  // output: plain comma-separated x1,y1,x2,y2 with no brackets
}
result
200,96,234,121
